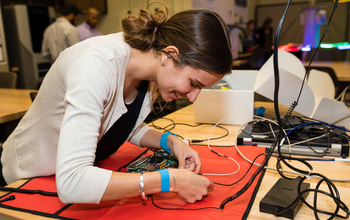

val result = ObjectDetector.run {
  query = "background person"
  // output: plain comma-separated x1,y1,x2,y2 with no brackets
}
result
255,17,274,62
243,20,258,53
77,7,103,41
41,4,80,63
2,3,233,204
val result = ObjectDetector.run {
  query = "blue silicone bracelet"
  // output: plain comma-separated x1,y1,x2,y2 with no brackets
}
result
159,169,170,193
160,132,178,154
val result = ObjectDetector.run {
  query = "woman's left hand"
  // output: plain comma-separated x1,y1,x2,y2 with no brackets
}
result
167,135,201,173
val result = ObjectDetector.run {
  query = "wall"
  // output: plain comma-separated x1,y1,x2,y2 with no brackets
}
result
95,0,192,35
255,1,349,45
94,0,248,35
254,0,349,61
0,2,9,72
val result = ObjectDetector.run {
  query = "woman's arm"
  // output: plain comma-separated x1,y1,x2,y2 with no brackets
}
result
102,167,213,203
139,129,202,173
101,129,213,203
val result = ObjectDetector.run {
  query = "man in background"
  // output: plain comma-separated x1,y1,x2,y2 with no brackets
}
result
76,7,103,41
41,4,80,63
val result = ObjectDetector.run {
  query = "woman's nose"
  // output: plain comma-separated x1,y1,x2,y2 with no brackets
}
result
187,88,201,102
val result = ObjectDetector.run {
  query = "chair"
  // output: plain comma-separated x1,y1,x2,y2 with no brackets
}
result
30,92,38,102
305,66,340,98
0,71,17,88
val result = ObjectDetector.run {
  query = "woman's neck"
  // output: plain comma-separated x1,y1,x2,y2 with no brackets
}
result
123,48,159,102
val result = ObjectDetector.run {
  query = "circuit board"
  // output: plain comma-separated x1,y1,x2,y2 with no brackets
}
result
127,150,178,173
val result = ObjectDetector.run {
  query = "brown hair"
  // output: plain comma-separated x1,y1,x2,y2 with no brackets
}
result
263,17,273,28
122,2,233,75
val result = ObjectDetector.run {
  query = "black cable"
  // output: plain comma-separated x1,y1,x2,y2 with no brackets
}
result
293,130,331,156
211,153,266,186
150,118,230,143
274,0,342,178
276,157,313,180
299,0,339,103
0,187,58,196
226,0,349,218
273,174,350,219
218,0,293,211
151,194,221,211
150,117,176,133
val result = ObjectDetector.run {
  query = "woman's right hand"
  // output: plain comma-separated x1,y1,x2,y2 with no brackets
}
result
169,169,214,203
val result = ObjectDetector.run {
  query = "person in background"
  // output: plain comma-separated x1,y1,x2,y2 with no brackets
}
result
77,7,103,41
243,20,258,52
255,17,273,62
41,4,80,63
2,3,233,204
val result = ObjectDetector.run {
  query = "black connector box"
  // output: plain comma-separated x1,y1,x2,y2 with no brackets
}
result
259,178,310,219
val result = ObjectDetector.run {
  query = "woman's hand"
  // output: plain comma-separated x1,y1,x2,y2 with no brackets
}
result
167,135,201,173
169,168,214,203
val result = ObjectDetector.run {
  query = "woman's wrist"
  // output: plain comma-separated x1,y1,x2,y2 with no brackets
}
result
166,133,178,153
159,169,177,193
160,132,178,154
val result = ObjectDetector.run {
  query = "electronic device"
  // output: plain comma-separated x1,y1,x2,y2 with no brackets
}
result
237,117,349,157
260,177,310,219
127,150,178,173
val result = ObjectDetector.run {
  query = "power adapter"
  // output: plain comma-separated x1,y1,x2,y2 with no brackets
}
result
259,177,310,219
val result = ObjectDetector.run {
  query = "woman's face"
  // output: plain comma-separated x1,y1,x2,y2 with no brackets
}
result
157,63,223,103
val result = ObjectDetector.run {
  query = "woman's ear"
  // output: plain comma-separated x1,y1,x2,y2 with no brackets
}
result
163,46,179,62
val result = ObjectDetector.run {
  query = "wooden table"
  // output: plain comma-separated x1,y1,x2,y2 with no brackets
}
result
0,102,349,219
150,103,350,219
0,88,37,142
303,61,350,82
0,88,36,124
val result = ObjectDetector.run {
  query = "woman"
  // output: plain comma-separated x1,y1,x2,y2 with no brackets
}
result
1,3,233,204
244,20,258,52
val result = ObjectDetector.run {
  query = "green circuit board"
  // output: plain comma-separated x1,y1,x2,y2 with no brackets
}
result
127,150,178,173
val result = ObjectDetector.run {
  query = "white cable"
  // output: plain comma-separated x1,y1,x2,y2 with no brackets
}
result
201,156,240,176
233,118,350,182
199,112,350,182
202,113,289,176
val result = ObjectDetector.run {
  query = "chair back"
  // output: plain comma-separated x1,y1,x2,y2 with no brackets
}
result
30,92,38,102
0,71,17,88
305,66,340,98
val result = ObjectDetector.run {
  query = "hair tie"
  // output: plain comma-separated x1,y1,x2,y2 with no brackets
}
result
154,26,158,32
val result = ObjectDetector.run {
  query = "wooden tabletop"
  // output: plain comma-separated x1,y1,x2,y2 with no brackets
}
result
303,61,350,82
0,102,349,219
0,88,37,124
152,103,350,219
150,102,304,147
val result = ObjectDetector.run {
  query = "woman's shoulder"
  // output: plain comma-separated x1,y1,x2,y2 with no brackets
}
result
64,32,130,61
82,32,128,51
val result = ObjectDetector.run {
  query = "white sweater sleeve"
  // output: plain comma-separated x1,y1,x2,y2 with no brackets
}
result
56,51,116,204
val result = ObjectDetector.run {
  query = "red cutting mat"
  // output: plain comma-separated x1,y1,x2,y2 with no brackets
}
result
0,142,266,220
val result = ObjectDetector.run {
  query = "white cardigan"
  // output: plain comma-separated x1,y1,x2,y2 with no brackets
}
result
2,33,153,204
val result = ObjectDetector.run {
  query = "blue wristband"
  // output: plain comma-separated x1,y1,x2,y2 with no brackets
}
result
160,132,178,154
159,169,170,193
